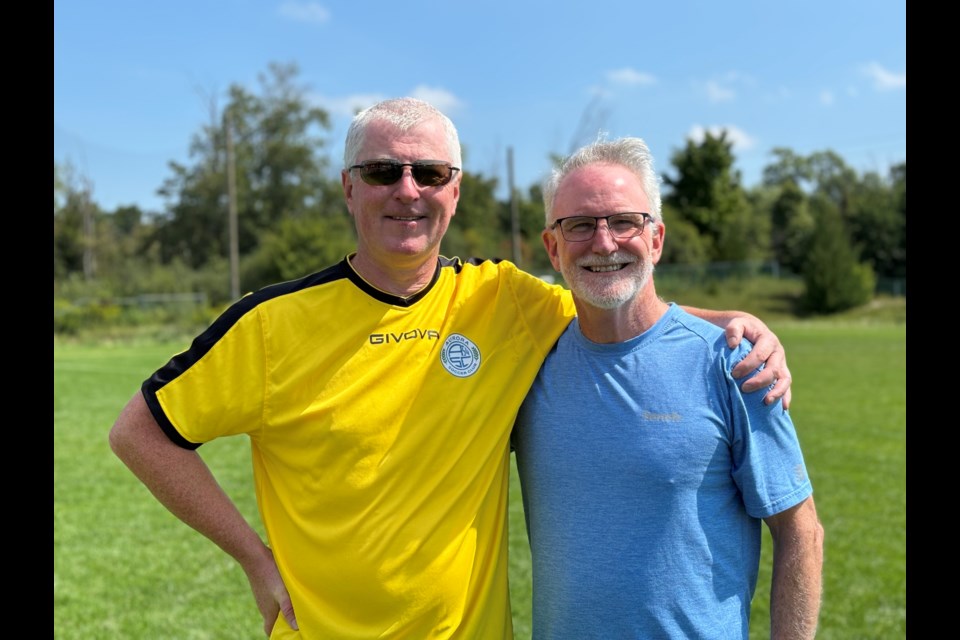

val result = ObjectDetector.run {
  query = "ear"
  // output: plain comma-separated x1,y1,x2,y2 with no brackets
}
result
649,220,666,265
542,227,562,272
341,170,355,215
450,174,461,216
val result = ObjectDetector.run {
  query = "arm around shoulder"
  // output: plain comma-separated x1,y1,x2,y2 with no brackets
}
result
681,305,793,408
764,496,824,640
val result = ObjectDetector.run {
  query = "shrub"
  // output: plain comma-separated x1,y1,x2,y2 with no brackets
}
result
801,206,876,314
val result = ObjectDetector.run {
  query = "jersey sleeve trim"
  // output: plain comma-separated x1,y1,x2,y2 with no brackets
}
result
141,388,202,449
141,259,354,449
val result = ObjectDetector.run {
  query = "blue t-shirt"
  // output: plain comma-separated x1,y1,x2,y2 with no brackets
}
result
512,303,812,640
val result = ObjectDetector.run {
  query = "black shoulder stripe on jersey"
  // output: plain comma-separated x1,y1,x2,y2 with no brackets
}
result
439,255,504,273
141,258,354,449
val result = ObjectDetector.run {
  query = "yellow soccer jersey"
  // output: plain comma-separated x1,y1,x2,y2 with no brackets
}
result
142,255,576,639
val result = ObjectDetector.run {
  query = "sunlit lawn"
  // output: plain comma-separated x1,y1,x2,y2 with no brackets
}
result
55,322,905,638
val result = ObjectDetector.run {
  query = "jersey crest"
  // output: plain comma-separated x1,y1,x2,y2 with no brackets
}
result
440,333,481,378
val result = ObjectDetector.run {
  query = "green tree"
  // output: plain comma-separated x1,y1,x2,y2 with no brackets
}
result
54,162,86,280
442,169,503,260
151,62,337,277
54,162,103,283
89,204,145,293
759,148,817,274
768,180,815,274
807,151,859,220
890,162,906,277
243,214,356,290
760,148,905,282
509,183,554,273
801,198,876,313
847,167,906,279
762,147,813,189
659,201,710,265
662,131,765,262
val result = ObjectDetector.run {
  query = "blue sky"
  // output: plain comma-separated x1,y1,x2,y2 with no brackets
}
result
54,1,906,213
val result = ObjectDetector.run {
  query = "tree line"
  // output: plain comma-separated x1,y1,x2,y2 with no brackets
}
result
54,63,905,332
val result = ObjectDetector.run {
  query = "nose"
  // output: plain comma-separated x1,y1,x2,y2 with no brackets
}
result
590,220,620,253
393,167,420,201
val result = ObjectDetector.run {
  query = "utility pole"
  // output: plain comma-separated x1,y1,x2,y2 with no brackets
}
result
226,113,240,300
507,146,521,267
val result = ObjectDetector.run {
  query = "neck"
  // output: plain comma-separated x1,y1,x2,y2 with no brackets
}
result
574,285,669,344
349,252,438,297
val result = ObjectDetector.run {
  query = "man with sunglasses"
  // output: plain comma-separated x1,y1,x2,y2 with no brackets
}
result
512,137,823,639
109,98,795,639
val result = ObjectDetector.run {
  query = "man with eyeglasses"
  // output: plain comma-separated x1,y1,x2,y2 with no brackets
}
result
512,136,823,639
109,98,795,639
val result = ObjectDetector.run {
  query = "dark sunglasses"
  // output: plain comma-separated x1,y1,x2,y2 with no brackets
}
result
349,160,461,187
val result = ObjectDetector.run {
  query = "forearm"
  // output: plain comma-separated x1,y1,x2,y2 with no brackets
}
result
110,391,296,633
680,305,753,328
768,501,825,639
109,393,269,568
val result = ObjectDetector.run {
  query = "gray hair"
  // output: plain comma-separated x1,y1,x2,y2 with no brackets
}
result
343,97,462,169
542,136,662,225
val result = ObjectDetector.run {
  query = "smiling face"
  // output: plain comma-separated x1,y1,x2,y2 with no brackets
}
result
342,118,461,279
542,163,664,310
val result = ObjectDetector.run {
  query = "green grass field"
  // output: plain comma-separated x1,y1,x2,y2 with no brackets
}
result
54,321,906,639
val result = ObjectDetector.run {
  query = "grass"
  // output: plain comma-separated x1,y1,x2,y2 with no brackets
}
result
657,274,908,326
54,343,267,639
747,324,906,638
54,310,906,639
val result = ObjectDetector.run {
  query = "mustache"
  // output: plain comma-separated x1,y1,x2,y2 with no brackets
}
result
575,252,638,268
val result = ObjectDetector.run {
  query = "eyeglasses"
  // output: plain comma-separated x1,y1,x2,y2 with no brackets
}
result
349,159,461,187
549,212,652,242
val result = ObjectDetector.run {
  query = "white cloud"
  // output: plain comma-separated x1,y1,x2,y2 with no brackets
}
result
705,80,735,103
410,86,464,114
278,2,331,25
820,90,835,106
687,124,757,151
861,62,906,90
605,68,657,86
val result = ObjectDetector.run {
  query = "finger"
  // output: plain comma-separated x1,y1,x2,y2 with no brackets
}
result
781,387,792,410
757,372,793,406
742,356,790,392
725,320,745,349
733,342,775,380
741,369,774,392
281,599,299,631
261,602,280,637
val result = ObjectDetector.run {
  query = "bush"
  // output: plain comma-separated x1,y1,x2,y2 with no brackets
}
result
801,206,876,314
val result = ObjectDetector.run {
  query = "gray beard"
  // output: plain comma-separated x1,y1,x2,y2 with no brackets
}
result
561,256,655,310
